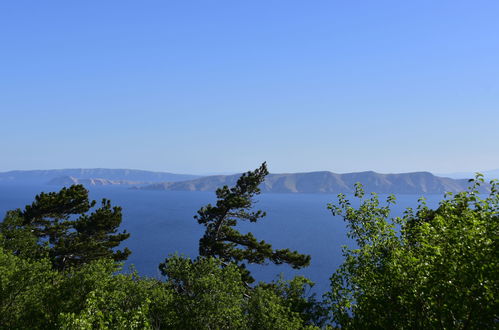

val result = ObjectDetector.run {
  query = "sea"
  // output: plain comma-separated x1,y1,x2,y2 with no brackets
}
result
0,184,443,295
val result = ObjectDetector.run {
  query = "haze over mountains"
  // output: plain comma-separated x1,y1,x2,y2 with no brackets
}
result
0,168,492,194
139,171,487,194
46,176,145,186
0,169,200,185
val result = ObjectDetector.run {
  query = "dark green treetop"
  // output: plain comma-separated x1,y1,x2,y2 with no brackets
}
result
194,162,311,283
0,184,130,270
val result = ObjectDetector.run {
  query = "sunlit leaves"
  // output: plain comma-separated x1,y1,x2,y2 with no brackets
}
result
326,176,498,329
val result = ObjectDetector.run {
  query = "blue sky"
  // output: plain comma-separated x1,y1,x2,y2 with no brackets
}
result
1,1,498,174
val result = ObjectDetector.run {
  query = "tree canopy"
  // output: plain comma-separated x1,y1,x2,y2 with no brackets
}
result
326,176,498,329
0,184,130,271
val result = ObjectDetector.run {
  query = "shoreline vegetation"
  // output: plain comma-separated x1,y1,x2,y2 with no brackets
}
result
0,164,497,329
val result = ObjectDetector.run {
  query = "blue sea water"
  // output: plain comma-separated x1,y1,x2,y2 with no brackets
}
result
0,184,443,294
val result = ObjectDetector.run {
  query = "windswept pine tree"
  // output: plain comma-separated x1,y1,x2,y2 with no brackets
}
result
192,162,311,283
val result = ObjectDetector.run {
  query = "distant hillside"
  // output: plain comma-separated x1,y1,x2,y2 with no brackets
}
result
0,169,201,185
138,171,487,194
47,176,145,186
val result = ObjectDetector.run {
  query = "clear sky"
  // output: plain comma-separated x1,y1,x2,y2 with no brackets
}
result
1,1,498,174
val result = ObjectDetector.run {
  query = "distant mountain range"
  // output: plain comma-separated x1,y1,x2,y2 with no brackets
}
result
46,176,146,186
0,168,492,194
137,171,489,194
0,169,200,185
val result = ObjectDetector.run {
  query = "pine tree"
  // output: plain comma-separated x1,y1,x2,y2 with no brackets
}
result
194,162,310,283
2,184,130,270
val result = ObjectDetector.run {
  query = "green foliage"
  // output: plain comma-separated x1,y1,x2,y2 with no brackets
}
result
194,162,310,283
159,254,319,330
0,210,45,259
57,262,178,329
260,275,328,327
0,245,58,328
0,248,177,330
247,285,309,330
0,184,130,271
160,255,247,329
58,270,161,330
326,175,499,329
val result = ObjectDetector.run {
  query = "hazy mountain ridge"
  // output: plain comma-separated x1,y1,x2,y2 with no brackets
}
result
0,169,201,184
139,171,486,194
47,176,146,186
0,168,492,194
